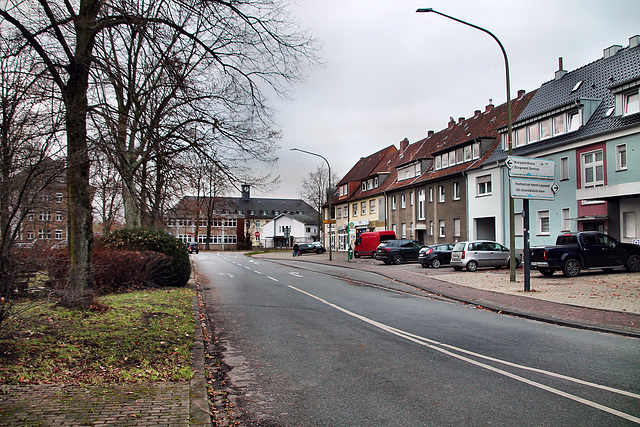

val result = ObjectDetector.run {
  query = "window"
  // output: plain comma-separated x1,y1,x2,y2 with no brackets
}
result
39,212,51,221
439,220,445,238
616,144,627,171
540,118,552,139
392,223,397,234
28,213,34,221
472,143,480,159
361,182,366,192
453,182,460,200
561,208,571,231
567,111,581,132
538,210,550,235
353,203,358,216
624,91,639,115
453,218,461,237
401,223,406,239
553,115,565,135
418,190,425,220
336,207,342,219
464,145,472,161
515,213,523,237
582,149,604,187
623,212,637,238
410,192,414,206
55,230,63,240
391,196,396,211
370,200,376,214
456,148,464,164
374,176,379,187
361,201,366,215
560,157,569,180
56,212,63,221
56,193,63,203
516,127,526,147
438,185,445,203
527,123,539,143
435,156,442,170
367,179,373,190
429,221,433,236
343,206,348,217
256,220,261,229
449,151,455,166
429,187,433,203
477,175,492,196
401,194,406,209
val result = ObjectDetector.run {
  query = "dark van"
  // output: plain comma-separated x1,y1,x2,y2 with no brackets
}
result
354,231,396,258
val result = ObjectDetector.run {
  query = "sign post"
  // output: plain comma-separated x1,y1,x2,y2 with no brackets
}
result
507,156,557,292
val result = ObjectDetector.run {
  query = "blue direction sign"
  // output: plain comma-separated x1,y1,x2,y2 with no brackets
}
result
506,156,555,180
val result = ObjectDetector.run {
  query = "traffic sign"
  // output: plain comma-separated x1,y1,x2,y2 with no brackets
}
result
510,178,557,200
506,156,555,180
254,231,260,238
323,219,336,224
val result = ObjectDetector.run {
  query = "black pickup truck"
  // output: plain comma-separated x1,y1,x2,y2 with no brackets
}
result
530,232,640,277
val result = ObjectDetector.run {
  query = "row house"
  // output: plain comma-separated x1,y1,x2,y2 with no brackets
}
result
331,145,397,251
324,35,639,252
475,35,640,247
166,185,319,250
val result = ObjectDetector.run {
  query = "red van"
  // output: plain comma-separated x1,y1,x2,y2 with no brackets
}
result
354,230,396,258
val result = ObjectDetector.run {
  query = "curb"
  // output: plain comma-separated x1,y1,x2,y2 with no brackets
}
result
190,279,212,426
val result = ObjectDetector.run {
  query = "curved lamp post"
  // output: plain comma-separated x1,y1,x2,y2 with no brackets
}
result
416,8,517,281
290,148,333,260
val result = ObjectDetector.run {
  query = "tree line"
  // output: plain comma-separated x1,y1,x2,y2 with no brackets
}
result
0,0,319,306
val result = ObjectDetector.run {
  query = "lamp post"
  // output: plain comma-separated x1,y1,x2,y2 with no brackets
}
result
290,148,333,260
416,8,517,281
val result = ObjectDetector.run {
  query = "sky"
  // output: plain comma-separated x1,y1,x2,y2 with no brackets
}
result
251,0,640,199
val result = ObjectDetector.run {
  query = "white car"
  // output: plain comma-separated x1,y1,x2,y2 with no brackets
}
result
450,240,521,272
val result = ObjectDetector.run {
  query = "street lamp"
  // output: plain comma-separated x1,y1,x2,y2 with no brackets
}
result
290,148,333,261
416,8,517,281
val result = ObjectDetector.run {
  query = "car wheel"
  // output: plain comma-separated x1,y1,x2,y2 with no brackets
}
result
316,249,322,254
392,254,403,265
354,251,360,258
539,268,555,277
431,258,441,268
371,251,376,259
626,254,640,272
563,258,581,277
466,260,478,272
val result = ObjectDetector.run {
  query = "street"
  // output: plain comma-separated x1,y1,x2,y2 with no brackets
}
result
194,252,640,426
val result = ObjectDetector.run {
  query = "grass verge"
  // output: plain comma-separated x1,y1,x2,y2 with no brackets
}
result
0,287,194,385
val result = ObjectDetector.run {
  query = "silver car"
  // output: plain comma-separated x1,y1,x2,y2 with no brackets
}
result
450,240,521,272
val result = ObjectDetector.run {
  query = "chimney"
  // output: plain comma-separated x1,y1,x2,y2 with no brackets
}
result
400,137,409,152
458,117,465,124
555,57,567,80
517,89,526,98
427,130,435,138
241,184,250,201
603,45,622,59
474,110,481,117
629,35,640,49
448,117,455,129
485,100,494,112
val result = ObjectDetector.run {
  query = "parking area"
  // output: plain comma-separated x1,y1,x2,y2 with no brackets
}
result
263,250,640,315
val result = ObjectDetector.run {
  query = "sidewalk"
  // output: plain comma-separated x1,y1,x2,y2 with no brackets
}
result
255,250,640,338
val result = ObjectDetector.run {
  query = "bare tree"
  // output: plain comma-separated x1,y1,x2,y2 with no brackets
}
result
1,0,319,300
299,165,338,231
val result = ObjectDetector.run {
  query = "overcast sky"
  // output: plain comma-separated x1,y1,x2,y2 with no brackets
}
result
250,0,640,199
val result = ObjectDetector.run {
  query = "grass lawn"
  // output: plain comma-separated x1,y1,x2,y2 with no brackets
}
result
0,287,194,385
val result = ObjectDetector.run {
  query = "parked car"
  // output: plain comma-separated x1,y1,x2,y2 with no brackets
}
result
375,239,425,265
297,243,326,254
530,232,640,277
311,242,327,253
188,242,200,254
418,244,454,268
354,230,396,258
450,240,521,271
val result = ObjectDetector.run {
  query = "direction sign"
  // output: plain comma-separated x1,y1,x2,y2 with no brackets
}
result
506,156,555,180
510,178,557,200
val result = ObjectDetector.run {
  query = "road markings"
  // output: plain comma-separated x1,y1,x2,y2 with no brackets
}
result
288,285,640,424
268,276,279,282
289,272,303,278
254,270,263,275
219,273,235,278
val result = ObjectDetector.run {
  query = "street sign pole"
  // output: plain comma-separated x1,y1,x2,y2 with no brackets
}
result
523,199,530,292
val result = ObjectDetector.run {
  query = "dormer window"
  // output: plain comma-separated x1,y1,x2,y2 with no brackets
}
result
373,176,379,187
624,91,639,115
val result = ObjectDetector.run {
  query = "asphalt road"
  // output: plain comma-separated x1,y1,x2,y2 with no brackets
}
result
194,252,640,426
